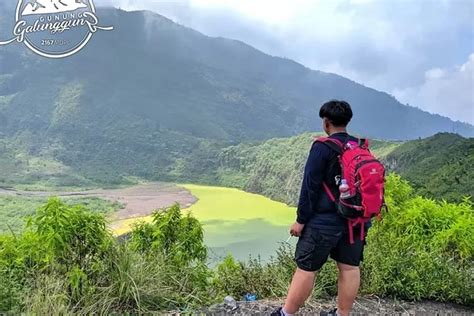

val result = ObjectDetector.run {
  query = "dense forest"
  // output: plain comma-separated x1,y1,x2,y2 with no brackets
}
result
383,133,474,201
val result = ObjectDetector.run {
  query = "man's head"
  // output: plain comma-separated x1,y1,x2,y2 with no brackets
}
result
319,100,353,135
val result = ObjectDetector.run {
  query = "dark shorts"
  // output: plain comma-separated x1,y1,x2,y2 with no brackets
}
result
295,226,366,272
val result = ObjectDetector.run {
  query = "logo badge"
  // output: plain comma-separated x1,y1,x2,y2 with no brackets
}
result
0,0,113,58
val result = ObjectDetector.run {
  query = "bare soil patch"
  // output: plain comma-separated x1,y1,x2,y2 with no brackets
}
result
96,183,197,220
0,182,197,221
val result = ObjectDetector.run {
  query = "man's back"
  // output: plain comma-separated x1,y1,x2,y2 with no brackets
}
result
297,132,358,229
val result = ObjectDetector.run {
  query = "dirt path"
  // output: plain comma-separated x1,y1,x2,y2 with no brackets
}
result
0,182,197,221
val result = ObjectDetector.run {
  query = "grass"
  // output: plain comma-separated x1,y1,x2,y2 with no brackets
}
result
112,184,296,261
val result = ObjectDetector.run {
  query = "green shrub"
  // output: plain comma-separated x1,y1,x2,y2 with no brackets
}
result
0,200,213,313
213,251,289,300
214,254,246,298
22,273,69,315
124,203,211,310
130,203,207,265
81,244,210,313
362,174,474,304
0,231,50,312
0,195,121,234
213,243,337,301
0,198,113,312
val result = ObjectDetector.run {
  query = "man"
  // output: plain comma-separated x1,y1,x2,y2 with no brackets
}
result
272,100,367,316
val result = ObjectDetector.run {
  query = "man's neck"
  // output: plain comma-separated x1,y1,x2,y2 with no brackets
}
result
329,128,347,136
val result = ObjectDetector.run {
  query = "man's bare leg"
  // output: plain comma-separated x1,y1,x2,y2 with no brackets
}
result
336,262,360,316
282,268,317,314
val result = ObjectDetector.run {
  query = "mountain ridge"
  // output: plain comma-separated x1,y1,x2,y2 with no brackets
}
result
0,7,472,141
123,8,474,132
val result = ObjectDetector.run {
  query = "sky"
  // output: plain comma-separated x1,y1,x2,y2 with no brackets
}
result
96,0,474,124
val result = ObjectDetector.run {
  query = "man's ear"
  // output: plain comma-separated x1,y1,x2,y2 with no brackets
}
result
323,118,330,130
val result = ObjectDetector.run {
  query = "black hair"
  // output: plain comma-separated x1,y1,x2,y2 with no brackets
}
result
319,100,353,127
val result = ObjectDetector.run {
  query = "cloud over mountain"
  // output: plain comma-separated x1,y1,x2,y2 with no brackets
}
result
96,0,474,124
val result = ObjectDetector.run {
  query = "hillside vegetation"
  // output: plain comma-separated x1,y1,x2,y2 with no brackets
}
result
0,175,472,314
0,138,96,188
383,133,474,202
211,133,471,204
1,132,470,204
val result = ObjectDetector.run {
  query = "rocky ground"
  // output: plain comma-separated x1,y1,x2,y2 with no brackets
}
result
195,297,473,315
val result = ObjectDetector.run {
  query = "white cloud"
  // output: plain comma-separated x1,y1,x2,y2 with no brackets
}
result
425,68,445,80
189,0,307,25
394,54,474,124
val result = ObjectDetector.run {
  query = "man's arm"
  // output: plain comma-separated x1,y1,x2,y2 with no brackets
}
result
296,142,329,225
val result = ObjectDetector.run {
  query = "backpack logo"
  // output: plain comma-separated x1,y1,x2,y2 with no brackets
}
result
0,0,113,58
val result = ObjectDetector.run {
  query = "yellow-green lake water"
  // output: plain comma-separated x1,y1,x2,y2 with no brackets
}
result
113,184,297,261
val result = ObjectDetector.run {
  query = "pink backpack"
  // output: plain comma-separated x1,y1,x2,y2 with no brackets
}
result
315,136,386,243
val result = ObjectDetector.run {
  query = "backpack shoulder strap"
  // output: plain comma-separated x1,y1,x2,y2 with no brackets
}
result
358,138,369,149
313,136,343,203
314,137,342,203
314,136,344,154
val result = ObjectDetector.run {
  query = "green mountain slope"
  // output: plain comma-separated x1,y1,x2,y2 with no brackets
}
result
383,133,473,202
0,7,473,186
209,133,397,205
209,133,471,204
0,137,92,189
1,8,472,141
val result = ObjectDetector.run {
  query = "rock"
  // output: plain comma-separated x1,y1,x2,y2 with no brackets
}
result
224,296,238,311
